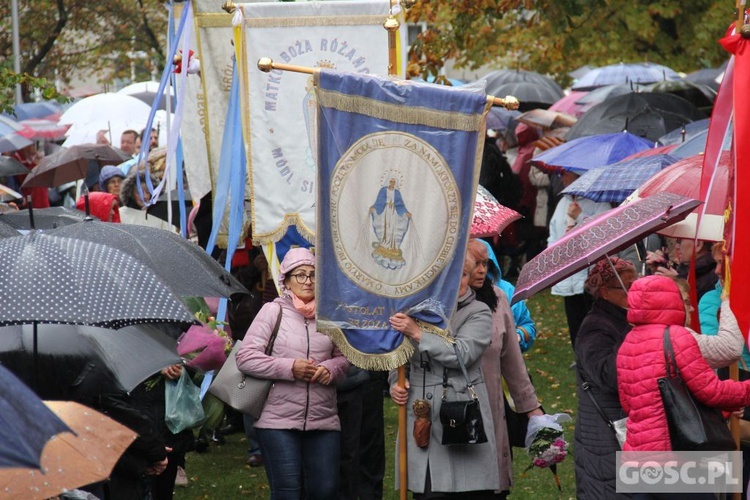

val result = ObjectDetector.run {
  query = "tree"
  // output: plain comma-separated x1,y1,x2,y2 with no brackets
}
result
0,64,68,115
406,0,733,85
0,0,169,100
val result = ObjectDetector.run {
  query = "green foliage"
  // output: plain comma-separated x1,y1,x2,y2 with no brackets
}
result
0,64,69,116
406,0,733,84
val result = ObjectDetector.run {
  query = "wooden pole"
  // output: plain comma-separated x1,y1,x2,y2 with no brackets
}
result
383,4,408,497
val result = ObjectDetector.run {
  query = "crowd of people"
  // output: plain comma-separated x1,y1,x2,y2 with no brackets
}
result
3,98,749,500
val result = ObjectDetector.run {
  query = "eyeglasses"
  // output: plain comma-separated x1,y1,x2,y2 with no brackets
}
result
290,273,315,284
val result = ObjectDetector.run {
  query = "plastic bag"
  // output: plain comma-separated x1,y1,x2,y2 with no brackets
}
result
165,369,206,434
524,413,572,448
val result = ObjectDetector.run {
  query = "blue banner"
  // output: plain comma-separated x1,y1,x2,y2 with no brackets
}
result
315,70,487,370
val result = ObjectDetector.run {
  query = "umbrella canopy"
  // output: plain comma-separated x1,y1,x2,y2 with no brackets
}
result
0,183,22,203
569,65,596,80
0,323,181,394
684,67,723,91
0,233,194,328
471,185,523,238
17,118,71,141
0,401,137,499
517,109,577,130
658,118,711,146
561,154,679,203
482,69,563,94
59,93,152,128
646,80,716,114
566,92,707,142
483,81,564,111
0,206,97,230
511,192,701,304
117,80,176,111
530,132,653,175
630,151,730,241
0,116,33,154
10,101,62,121
22,143,130,188
0,223,20,238
548,90,590,118
624,144,678,159
0,155,31,176
51,219,249,298
669,129,711,158
0,364,71,469
571,62,682,91
486,107,520,134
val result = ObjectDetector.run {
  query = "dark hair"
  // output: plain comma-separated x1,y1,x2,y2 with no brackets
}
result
474,276,499,312
122,129,139,140
486,257,501,284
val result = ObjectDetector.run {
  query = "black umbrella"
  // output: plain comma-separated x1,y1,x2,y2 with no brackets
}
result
482,69,564,95
566,92,707,142
0,156,30,177
483,81,564,111
0,223,19,238
0,323,181,395
684,67,723,91
646,80,716,115
51,219,249,298
0,233,194,328
0,207,97,230
22,144,130,188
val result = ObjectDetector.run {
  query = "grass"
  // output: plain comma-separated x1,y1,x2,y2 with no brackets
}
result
175,289,577,499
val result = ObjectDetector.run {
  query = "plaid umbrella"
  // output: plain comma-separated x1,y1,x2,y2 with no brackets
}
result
561,154,679,203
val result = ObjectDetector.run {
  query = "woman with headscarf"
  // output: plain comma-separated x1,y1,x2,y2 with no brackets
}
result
236,247,349,499
389,252,500,499
574,257,637,500
466,239,542,498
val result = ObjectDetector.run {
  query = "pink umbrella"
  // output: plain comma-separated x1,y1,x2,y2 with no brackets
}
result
18,119,71,141
548,91,589,118
511,192,700,304
471,185,522,238
623,144,678,159
628,152,730,241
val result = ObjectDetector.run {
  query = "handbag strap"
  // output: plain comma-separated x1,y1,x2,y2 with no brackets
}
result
581,379,615,430
662,326,677,378
264,305,283,356
442,343,478,401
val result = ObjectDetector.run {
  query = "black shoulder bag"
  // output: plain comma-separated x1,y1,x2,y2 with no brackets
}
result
439,343,488,446
657,326,735,451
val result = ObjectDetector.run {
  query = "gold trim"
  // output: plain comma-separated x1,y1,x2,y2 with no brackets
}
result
320,325,414,371
316,87,484,132
251,213,316,246
242,14,386,29
195,12,234,28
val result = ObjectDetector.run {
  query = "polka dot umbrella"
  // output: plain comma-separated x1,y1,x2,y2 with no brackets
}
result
0,233,194,328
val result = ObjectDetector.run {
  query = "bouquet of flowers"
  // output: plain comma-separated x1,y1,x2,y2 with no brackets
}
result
524,413,572,490
176,298,233,372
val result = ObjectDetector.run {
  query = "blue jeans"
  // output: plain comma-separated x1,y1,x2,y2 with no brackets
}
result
256,428,340,500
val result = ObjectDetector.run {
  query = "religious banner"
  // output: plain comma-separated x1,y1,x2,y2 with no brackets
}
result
314,69,489,369
239,0,393,245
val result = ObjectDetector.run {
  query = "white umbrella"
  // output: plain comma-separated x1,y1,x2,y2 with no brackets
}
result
59,93,152,126
62,109,172,148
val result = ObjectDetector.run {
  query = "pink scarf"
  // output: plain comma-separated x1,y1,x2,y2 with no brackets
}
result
290,292,316,319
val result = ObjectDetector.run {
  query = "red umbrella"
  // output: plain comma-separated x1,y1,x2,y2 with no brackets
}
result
471,185,522,238
631,151,730,241
548,90,589,118
623,144,678,159
18,119,71,141
511,192,700,304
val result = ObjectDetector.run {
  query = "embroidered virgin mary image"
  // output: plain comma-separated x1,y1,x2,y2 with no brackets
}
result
369,177,412,269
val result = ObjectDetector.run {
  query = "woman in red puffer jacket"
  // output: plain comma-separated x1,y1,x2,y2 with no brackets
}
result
617,275,750,451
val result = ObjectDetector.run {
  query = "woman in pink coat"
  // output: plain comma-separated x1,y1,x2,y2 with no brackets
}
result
236,247,349,499
617,275,750,453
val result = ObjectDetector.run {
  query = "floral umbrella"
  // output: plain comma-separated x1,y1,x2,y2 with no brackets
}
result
511,192,701,304
471,185,522,238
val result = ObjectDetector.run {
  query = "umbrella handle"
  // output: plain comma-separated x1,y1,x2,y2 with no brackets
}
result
26,195,35,230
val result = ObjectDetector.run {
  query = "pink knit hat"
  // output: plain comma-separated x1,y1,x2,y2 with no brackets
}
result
278,247,315,293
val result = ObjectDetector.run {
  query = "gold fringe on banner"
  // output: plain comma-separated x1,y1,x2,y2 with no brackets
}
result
319,320,453,371
251,213,316,246
315,85,484,132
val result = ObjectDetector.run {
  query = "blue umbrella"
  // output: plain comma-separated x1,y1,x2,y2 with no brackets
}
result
658,118,710,146
530,132,653,175
561,154,679,203
9,102,62,121
572,62,682,91
0,363,72,469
